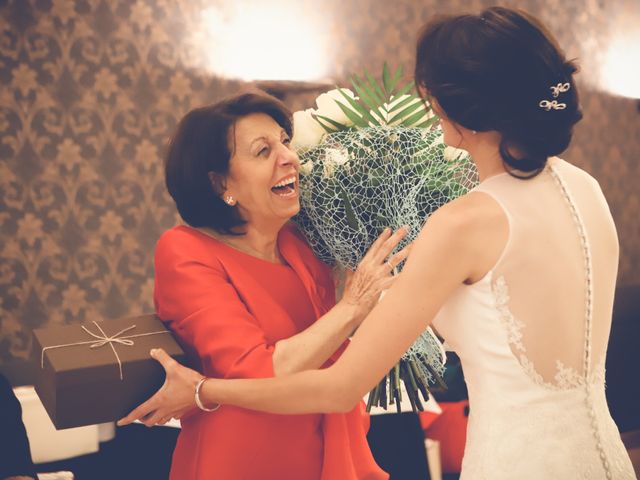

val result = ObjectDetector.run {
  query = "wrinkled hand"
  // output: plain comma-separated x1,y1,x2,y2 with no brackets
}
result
117,348,204,427
342,227,411,323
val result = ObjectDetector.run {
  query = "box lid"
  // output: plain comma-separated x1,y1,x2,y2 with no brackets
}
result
32,314,185,387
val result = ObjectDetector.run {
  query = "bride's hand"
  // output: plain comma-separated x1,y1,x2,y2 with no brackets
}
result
117,348,205,427
341,227,411,324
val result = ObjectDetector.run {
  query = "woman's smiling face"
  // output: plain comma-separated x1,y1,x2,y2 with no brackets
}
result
223,112,301,227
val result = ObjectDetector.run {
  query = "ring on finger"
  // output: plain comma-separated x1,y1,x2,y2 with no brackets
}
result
386,260,395,272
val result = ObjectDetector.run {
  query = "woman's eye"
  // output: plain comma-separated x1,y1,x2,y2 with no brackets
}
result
257,146,269,156
282,137,291,145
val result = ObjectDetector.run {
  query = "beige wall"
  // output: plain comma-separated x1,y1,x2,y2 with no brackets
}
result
0,0,638,373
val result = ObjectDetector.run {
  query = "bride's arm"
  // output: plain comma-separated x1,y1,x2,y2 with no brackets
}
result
119,193,505,424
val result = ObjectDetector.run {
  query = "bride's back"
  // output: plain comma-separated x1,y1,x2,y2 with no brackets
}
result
482,157,618,388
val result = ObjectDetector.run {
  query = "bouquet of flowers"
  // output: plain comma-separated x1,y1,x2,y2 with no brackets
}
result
292,64,478,412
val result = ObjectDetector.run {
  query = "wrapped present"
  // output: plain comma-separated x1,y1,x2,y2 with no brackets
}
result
32,314,186,430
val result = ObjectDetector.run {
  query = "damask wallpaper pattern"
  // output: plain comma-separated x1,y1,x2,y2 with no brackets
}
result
0,0,638,374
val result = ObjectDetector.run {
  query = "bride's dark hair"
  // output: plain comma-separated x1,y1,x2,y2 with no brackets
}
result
415,6,583,178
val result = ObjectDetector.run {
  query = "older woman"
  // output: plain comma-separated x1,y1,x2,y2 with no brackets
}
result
142,92,408,479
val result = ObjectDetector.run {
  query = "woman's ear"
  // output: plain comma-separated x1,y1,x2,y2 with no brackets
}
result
208,171,225,195
209,172,237,206
430,97,445,118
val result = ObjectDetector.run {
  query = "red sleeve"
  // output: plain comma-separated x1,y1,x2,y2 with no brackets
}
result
282,224,348,364
154,229,275,379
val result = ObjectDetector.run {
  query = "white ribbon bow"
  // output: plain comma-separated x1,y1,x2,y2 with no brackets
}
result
41,322,170,380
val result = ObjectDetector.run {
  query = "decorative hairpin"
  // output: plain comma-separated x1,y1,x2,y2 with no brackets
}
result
539,82,571,111
550,82,570,98
539,100,567,111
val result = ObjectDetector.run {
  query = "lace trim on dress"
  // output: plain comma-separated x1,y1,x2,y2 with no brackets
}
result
492,276,525,353
492,274,606,391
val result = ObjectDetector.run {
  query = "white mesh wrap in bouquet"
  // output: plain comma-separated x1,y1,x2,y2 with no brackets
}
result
294,125,478,412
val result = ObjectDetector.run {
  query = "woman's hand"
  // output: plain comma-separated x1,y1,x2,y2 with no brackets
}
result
117,348,205,427
341,227,411,324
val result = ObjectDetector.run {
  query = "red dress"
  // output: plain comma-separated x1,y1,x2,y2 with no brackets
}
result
154,224,388,480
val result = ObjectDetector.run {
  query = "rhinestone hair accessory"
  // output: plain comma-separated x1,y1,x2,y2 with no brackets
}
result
550,82,571,97
539,82,571,111
539,100,567,111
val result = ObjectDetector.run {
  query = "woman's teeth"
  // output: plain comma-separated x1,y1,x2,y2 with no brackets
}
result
271,177,297,197
272,177,296,188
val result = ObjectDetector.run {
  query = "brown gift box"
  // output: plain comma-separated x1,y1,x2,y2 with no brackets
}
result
32,314,186,430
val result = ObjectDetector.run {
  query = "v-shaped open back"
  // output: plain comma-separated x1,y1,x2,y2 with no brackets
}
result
433,158,635,479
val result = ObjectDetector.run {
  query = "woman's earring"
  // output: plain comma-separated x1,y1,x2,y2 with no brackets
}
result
224,195,236,206
472,130,477,135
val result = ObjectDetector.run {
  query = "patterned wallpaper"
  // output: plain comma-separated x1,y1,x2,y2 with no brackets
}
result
1,0,638,376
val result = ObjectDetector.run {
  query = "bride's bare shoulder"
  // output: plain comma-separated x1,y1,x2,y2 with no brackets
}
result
426,190,506,232
414,191,509,282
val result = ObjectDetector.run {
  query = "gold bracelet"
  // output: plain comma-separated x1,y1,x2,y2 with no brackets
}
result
194,377,220,412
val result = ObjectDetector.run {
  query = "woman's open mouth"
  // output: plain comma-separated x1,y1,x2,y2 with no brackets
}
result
271,175,298,198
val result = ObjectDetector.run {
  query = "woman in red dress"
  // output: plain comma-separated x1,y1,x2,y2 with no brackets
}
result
139,93,408,479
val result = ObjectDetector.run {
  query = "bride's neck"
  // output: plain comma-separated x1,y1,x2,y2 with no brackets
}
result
465,132,507,181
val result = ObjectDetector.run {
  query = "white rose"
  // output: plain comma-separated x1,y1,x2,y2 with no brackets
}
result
299,159,314,176
292,109,326,149
323,160,336,179
315,88,357,127
322,147,350,179
325,147,350,166
444,145,468,161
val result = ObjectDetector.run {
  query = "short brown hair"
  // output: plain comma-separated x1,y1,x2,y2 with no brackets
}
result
165,92,293,234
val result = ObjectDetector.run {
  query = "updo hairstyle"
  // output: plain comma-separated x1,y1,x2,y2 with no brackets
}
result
415,6,583,177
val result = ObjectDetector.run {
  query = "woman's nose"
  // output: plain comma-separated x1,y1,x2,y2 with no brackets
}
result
277,143,300,166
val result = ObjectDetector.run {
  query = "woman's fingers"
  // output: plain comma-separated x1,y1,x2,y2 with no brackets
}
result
142,409,168,427
361,227,407,266
118,393,161,426
362,228,392,260
117,350,174,426
371,227,392,250
150,348,178,371
376,226,409,262
118,349,205,428
385,243,412,271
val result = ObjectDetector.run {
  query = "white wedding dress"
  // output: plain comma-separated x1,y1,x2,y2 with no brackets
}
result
432,158,636,479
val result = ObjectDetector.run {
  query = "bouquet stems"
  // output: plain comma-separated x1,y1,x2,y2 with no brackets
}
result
366,357,446,413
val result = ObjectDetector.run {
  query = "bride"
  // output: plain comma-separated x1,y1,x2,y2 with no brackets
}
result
120,6,636,479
